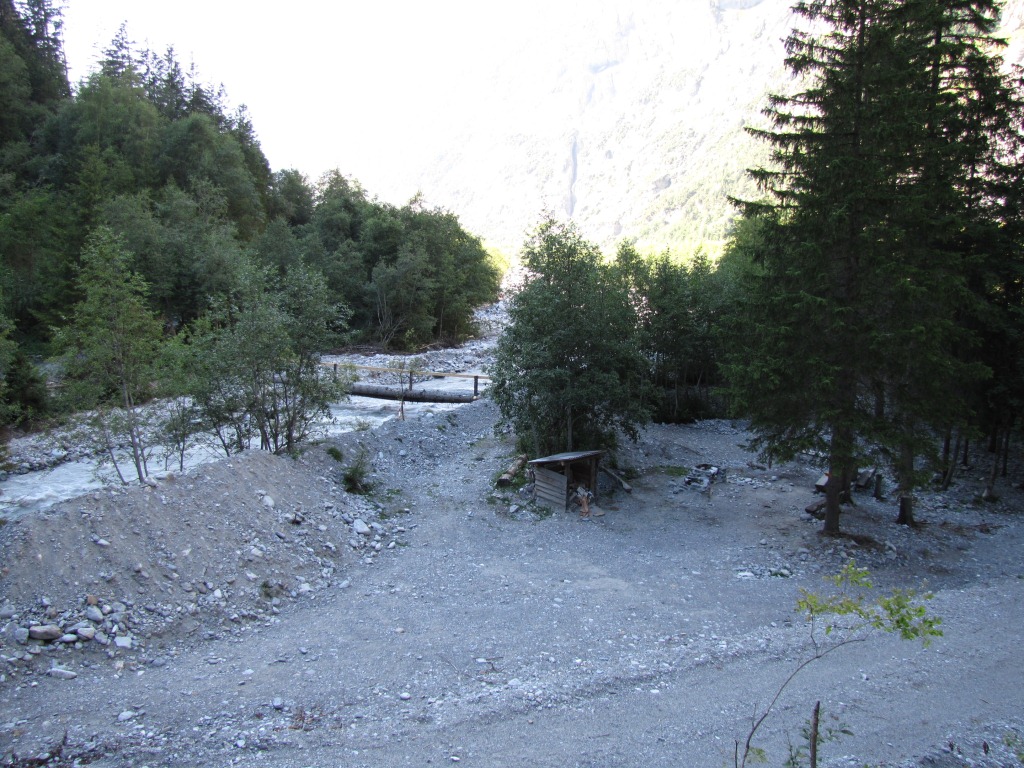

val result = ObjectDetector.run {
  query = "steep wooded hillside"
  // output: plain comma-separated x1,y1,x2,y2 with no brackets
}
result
387,0,1024,256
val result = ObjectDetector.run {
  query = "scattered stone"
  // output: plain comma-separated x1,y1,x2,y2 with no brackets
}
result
114,635,133,649
352,519,372,536
76,626,96,641
0,604,15,620
85,605,104,623
13,627,29,645
262,495,276,509
28,624,63,641
118,710,137,722
272,697,284,710
48,667,77,680
399,692,412,700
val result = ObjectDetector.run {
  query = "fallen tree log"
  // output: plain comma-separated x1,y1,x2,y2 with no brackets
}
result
349,383,477,404
497,454,529,487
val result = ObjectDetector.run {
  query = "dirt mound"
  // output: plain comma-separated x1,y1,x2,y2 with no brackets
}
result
0,449,405,658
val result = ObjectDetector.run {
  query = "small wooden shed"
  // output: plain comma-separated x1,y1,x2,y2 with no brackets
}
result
528,450,604,511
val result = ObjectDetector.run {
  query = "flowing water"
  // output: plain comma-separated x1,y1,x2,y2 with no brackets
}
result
0,393,470,518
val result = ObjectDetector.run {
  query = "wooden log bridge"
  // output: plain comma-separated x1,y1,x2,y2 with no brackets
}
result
348,382,478,404
324,363,490,404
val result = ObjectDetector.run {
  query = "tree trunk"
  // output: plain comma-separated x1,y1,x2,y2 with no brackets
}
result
983,436,1000,502
809,700,821,768
1001,418,1012,477
566,404,574,452
120,381,147,485
941,430,962,491
896,494,915,526
895,442,916,526
823,479,841,535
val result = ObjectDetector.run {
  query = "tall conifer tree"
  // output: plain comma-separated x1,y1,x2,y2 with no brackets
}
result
725,0,1015,533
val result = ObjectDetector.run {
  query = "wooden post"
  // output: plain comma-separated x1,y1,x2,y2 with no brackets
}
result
474,376,479,397
333,363,338,380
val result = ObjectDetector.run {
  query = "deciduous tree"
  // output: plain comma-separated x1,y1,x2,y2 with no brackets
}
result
491,218,650,455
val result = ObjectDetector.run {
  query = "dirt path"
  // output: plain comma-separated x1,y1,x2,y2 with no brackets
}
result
2,400,1023,767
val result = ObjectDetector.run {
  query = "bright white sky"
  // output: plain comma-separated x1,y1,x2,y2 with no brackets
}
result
61,1,569,201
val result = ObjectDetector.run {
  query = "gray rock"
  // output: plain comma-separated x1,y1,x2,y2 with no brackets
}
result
76,626,96,640
0,604,15,620
262,495,276,509
114,635,133,649
85,605,104,623
48,667,77,680
352,519,372,536
28,624,63,641
117,710,137,722
272,697,284,710
93,630,109,645
13,627,29,645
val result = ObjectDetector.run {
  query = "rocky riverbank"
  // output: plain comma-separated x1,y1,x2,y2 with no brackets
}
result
1,396,1022,767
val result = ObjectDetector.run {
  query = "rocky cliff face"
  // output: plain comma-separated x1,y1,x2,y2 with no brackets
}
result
385,0,1024,257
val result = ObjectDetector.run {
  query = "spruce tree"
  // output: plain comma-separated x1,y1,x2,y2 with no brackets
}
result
725,0,1016,533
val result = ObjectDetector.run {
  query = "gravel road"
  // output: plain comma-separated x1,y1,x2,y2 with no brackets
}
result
1,397,1023,767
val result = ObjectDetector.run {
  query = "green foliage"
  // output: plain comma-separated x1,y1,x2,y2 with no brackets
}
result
1,345,48,426
325,446,343,463
723,0,1021,533
53,227,165,483
795,562,942,644
1,6,498,358
187,261,350,456
736,562,941,768
300,177,500,349
343,446,372,494
491,217,651,455
613,242,732,422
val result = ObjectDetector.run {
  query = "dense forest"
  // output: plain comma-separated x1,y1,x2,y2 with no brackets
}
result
0,0,500,441
491,0,1024,535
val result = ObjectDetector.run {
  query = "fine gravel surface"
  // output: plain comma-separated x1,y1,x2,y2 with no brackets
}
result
1,397,1023,767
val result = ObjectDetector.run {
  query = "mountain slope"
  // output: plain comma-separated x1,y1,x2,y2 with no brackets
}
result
389,0,1024,257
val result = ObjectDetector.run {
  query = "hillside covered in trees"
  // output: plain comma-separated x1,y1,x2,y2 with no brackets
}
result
0,0,499,441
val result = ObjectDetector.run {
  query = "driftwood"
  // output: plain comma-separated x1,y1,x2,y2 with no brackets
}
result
349,383,477,403
601,466,632,493
497,454,529,487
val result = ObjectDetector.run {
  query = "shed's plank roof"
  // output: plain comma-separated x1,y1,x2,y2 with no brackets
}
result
528,450,604,465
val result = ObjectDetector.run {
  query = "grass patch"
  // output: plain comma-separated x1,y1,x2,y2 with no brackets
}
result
344,447,373,494
659,465,692,477
326,446,344,463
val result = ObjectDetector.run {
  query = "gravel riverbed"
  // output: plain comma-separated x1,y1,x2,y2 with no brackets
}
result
1,382,1023,766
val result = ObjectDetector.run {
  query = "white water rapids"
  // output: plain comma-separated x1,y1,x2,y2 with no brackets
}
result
0,391,473,519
